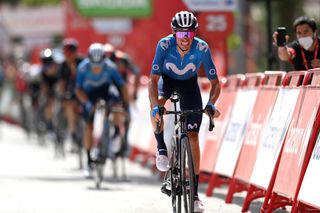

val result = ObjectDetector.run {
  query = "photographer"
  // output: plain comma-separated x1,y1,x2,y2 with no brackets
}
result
273,16,320,70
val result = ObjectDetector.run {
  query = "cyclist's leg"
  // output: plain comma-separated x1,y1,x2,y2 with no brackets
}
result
63,98,78,140
151,75,171,156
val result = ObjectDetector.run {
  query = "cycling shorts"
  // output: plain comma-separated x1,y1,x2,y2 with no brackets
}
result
158,74,203,132
81,86,122,122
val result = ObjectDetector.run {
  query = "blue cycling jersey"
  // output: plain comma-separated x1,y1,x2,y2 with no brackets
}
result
76,58,124,93
151,34,218,80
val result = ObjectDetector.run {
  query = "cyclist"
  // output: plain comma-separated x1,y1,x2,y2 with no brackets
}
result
148,11,221,212
75,43,129,177
39,48,59,133
104,44,140,155
58,38,83,148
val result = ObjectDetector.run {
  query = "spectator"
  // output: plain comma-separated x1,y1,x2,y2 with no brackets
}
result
273,16,320,70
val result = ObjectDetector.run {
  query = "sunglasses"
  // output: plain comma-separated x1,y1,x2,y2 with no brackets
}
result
175,31,196,39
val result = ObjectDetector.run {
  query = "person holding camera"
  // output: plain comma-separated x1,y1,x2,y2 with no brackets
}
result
273,16,320,70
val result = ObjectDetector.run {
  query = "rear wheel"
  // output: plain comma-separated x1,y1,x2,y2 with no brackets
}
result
181,136,195,213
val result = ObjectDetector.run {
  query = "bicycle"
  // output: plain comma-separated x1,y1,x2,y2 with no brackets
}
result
91,99,127,189
158,94,214,213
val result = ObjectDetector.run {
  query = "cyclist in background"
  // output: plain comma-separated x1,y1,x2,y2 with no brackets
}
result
148,11,221,212
39,48,59,132
58,38,83,147
75,43,129,177
104,43,140,155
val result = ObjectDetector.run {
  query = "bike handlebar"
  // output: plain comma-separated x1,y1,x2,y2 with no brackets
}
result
155,108,215,133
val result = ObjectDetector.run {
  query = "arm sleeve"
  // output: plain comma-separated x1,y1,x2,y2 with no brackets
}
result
151,40,167,75
202,47,218,80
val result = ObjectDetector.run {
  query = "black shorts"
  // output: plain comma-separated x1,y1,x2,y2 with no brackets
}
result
82,86,122,122
158,75,203,132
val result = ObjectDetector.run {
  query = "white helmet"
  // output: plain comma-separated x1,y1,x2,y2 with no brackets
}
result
88,43,105,63
171,11,198,31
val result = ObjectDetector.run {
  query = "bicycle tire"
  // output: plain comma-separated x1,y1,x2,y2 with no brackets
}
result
170,140,181,213
180,136,195,213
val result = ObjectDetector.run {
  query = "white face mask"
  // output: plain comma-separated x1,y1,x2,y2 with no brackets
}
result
298,36,313,50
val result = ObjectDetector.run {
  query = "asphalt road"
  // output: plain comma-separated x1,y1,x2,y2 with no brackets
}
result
0,123,290,213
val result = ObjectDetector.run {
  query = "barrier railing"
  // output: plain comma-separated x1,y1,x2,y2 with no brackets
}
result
242,71,308,212
199,74,245,184
225,71,286,204
205,73,264,197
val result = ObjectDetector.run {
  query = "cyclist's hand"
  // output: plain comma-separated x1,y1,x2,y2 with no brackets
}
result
205,102,220,118
151,105,161,122
84,101,93,114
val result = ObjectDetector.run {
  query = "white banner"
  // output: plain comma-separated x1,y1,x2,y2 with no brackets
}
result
298,133,320,208
250,88,300,188
182,0,238,11
214,89,258,177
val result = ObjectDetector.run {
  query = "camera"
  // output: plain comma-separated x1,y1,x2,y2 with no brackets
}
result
277,27,287,47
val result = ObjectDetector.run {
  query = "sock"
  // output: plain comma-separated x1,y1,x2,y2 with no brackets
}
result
86,150,92,164
154,131,167,156
113,126,120,139
194,175,199,200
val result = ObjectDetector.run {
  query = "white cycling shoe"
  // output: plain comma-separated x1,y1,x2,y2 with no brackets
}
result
194,199,205,212
156,154,170,172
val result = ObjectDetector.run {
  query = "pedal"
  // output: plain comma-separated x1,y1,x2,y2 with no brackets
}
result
161,183,171,197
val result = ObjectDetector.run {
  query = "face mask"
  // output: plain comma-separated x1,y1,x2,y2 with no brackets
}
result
298,36,313,50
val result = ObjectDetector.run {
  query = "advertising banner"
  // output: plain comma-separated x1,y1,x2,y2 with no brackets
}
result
214,88,258,177
250,88,300,189
72,0,152,17
183,0,238,11
234,87,279,183
273,88,320,198
298,132,320,208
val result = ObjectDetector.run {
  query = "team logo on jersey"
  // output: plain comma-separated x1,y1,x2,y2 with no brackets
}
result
196,42,209,52
160,40,170,50
152,64,159,71
189,55,195,60
84,77,109,87
166,62,196,75
209,68,216,75
188,123,198,130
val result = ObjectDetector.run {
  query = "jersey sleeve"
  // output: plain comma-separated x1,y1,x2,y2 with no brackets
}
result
151,38,169,75
201,43,218,80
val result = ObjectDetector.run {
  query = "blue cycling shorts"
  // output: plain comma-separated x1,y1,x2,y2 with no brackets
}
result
158,74,203,132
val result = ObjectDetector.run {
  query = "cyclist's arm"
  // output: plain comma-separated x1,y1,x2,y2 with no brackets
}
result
109,65,130,107
201,43,221,104
208,79,220,104
126,58,140,99
75,87,88,104
75,62,88,104
148,74,160,107
148,39,167,107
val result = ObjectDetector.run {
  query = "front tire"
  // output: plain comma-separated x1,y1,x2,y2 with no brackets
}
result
181,136,195,213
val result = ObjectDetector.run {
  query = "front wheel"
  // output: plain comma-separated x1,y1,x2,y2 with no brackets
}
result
181,136,195,213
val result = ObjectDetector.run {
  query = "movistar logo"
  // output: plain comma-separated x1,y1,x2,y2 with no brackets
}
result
160,40,170,50
196,42,209,52
165,63,196,75
188,123,198,130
